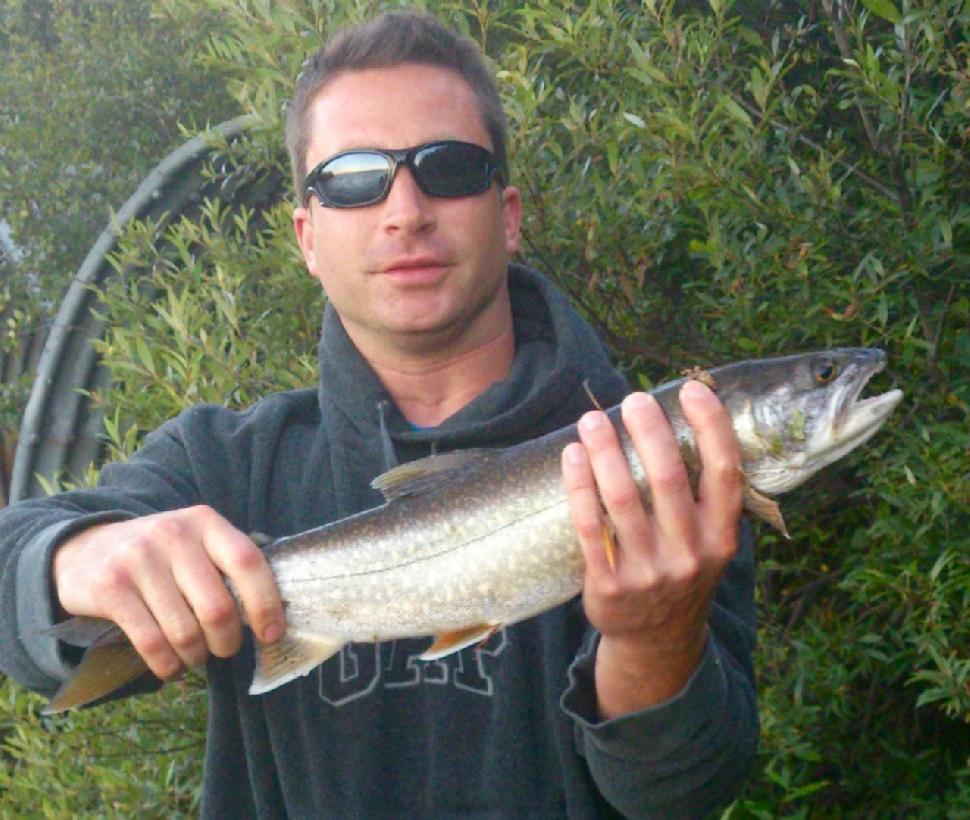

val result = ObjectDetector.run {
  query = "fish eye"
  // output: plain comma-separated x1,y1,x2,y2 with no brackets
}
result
815,360,838,384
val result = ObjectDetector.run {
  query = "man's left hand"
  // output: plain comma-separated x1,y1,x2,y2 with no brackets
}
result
561,380,744,719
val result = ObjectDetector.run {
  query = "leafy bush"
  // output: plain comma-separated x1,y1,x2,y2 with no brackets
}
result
0,0,242,502
2,0,966,815
0,0,239,348
0,676,206,817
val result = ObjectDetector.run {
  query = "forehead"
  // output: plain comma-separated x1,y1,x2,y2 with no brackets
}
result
305,63,491,163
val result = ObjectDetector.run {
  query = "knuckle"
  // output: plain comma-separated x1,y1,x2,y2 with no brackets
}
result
649,465,687,495
188,503,216,520
223,539,263,574
247,602,280,630
673,555,701,585
594,573,626,601
154,656,184,681
634,565,661,592
197,598,237,631
603,485,642,516
117,535,156,569
166,620,203,652
237,543,266,571
143,514,187,544
713,530,739,561
90,562,131,596
132,626,169,661
698,403,725,427
710,456,743,487
562,473,589,495
576,517,605,544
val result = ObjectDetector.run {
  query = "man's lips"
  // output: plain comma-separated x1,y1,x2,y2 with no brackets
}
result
379,257,450,280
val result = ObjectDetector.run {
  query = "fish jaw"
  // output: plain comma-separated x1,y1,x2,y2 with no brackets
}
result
742,349,903,494
798,350,902,488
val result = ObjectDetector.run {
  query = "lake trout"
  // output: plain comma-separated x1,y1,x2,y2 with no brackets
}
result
39,348,902,713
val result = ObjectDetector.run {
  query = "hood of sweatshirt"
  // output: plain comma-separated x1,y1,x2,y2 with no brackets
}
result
316,264,629,466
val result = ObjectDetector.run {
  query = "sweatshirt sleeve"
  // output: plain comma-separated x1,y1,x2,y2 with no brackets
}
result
560,520,759,817
0,423,206,697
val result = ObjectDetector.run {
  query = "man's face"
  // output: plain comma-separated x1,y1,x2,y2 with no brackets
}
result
293,63,521,359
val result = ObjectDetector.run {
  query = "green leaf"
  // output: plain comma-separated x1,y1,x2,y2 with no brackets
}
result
860,0,902,24
721,96,753,128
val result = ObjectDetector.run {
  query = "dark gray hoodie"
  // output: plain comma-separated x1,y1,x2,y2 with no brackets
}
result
0,265,758,817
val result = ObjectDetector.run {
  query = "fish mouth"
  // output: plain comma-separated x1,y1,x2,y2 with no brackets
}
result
811,351,903,468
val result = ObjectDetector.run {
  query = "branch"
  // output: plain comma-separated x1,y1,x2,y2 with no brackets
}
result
821,0,893,158
784,570,844,633
914,283,956,376
731,94,901,204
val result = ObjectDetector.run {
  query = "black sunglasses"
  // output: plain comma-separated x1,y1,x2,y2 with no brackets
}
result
303,140,506,208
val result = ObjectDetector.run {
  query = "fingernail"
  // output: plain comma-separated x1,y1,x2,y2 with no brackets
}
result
261,621,283,643
580,412,605,432
564,443,587,466
682,380,712,400
623,392,653,412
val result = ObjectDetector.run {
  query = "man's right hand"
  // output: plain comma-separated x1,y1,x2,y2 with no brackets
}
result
51,505,284,681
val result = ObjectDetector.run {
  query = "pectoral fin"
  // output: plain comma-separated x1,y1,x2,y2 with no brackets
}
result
43,636,148,715
420,624,499,661
742,483,790,539
249,631,344,696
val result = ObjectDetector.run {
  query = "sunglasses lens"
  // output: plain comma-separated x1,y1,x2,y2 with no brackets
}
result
315,152,392,207
414,142,494,197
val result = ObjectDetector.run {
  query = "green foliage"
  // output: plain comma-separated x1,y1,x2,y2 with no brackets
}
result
0,676,207,817
1,0,966,814
0,0,238,366
93,187,320,461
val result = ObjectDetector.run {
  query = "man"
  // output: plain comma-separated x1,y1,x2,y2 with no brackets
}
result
0,11,757,817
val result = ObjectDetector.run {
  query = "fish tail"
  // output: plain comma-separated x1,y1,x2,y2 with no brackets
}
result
42,621,148,714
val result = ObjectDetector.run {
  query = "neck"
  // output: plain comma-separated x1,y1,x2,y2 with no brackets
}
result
357,322,515,428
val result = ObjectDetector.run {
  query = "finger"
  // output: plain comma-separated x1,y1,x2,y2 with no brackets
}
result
576,410,652,561
125,535,210,670
104,588,184,682
562,442,615,578
171,540,243,659
200,510,284,643
679,380,744,551
53,521,186,679
621,392,697,555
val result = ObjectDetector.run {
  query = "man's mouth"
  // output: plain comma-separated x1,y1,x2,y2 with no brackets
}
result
380,257,450,281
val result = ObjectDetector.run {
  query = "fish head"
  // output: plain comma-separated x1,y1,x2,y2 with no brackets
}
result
718,348,903,495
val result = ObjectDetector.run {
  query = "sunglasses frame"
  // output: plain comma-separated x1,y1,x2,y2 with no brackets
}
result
303,140,506,209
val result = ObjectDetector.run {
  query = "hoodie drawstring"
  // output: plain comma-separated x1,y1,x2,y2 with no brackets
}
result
377,400,399,472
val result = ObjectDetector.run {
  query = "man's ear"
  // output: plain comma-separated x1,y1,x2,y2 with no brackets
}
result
293,204,319,279
501,186,522,255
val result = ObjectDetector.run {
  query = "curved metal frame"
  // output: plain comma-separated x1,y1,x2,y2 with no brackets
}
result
10,114,276,502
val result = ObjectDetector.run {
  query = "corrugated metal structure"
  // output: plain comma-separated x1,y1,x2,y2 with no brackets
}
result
0,228,46,506
7,115,286,503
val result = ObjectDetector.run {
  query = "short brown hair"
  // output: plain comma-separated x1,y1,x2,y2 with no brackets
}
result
285,10,509,200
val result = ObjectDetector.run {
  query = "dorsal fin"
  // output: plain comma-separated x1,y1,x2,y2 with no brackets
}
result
370,449,497,502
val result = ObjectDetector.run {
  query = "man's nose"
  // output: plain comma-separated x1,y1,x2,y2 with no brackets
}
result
380,166,437,234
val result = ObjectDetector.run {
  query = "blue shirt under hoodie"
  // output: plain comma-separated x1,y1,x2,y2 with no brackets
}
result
0,265,758,818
